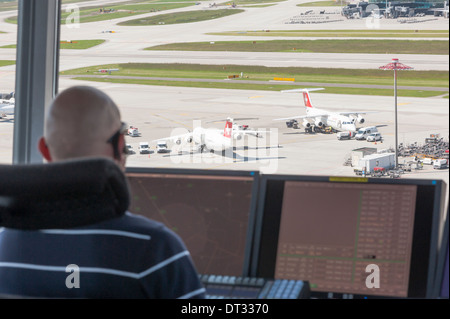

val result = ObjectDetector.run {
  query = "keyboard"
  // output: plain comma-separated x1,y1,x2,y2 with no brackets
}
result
199,274,310,299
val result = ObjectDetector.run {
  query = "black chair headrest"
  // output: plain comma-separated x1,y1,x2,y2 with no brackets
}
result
0,158,129,230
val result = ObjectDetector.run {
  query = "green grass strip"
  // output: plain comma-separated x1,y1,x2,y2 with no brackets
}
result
0,60,15,67
59,39,105,49
5,2,197,24
118,8,244,26
208,30,449,38
1,39,105,50
70,76,447,98
146,39,449,55
62,62,449,88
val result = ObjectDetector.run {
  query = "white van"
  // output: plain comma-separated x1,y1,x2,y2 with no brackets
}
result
366,132,382,142
433,159,448,169
156,140,169,153
126,144,135,155
138,142,150,154
355,126,378,140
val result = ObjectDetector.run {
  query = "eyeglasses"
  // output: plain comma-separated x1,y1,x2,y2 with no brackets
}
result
107,121,128,159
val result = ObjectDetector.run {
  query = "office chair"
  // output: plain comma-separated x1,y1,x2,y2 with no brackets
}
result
0,157,129,230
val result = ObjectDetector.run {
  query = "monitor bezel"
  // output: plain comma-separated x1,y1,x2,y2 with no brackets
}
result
250,174,446,299
125,166,260,277
433,204,449,299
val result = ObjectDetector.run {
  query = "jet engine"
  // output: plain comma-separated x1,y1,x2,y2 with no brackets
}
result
186,136,193,143
314,119,324,128
357,115,365,124
302,120,311,129
175,139,182,145
234,133,242,140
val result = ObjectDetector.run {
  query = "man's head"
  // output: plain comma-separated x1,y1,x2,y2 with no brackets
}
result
38,86,127,170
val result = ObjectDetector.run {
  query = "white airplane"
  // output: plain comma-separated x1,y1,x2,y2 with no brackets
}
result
0,92,14,119
0,101,14,119
154,117,263,154
273,88,376,133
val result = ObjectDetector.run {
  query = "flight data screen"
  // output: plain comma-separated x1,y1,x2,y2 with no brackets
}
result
126,172,255,277
274,181,417,297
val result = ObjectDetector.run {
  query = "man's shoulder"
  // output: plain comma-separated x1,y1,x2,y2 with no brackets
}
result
106,212,183,241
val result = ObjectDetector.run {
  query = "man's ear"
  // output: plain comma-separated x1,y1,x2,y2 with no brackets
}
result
117,134,127,170
38,137,52,162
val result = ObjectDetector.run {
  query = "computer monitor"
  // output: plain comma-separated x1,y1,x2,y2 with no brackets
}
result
251,174,447,299
125,167,259,277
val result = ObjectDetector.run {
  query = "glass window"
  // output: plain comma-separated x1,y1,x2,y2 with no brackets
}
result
0,0,18,165
56,0,449,184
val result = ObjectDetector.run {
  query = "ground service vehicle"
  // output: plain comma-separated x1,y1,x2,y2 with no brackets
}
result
156,141,169,153
337,131,355,140
366,132,382,142
126,144,135,154
355,126,378,140
139,142,150,154
128,126,140,137
434,159,448,169
356,153,395,174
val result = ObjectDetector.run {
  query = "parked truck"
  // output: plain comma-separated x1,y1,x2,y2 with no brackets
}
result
354,153,395,175
337,131,355,140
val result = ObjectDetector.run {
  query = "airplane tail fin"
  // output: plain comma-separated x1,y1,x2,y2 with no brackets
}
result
223,118,232,138
302,90,313,108
281,88,324,109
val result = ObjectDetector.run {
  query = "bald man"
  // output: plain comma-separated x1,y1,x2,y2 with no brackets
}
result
0,86,206,299
38,85,127,170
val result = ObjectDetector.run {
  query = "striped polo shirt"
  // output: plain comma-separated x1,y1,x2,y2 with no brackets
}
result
0,212,206,299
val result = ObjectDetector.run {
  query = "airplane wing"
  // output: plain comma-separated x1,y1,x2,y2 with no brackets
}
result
273,114,329,121
337,111,378,116
235,129,270,134
233,129,270,138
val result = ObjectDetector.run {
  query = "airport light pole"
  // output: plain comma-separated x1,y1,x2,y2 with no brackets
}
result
379,58,413,170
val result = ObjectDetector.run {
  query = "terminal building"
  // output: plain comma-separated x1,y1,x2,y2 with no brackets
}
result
341,0,449,18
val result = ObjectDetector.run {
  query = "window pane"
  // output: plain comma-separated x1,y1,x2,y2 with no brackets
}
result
0,0,17,165
57,0,449,184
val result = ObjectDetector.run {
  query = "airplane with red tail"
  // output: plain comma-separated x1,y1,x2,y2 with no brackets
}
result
274,88,377,134
154,117,263,154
